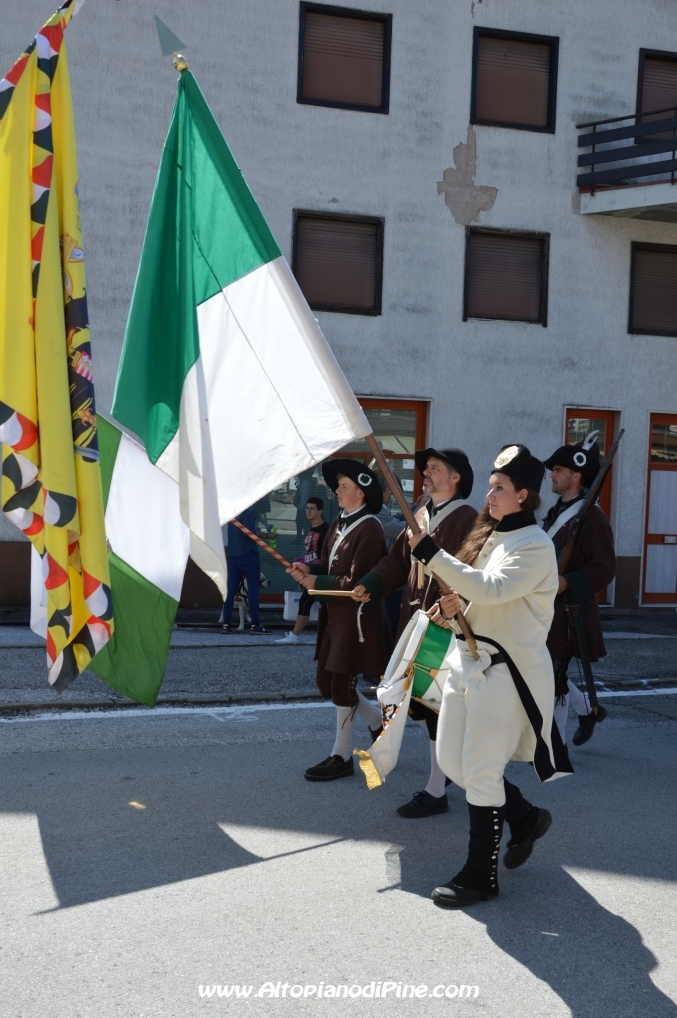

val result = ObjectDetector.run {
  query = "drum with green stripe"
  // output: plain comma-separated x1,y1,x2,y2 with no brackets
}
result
410,621,454,700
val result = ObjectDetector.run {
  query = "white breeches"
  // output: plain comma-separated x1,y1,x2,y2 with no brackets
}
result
435,662,531,808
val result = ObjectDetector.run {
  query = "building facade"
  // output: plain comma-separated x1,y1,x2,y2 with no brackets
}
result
2,0,677,608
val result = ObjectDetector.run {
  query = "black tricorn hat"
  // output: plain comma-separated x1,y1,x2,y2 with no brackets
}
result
414,447,474,499
322,458,383,513
544,439,601,487
492,444,545,494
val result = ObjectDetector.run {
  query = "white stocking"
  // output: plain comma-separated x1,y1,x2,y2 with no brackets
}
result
554,695,569,746
355,689,382,731
567,679,592,716
331,706,356,762
424,738,448,798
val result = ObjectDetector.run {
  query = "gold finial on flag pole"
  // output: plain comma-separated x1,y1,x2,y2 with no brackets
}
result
154,15,188,70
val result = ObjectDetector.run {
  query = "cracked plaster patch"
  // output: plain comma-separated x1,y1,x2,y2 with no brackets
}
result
437,125,498,226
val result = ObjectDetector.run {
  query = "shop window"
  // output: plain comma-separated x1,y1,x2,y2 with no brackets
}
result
629,243,677,337
471,28,559,132
643,414,677,603
298,3,392,113
464,229,549,325
293,211,383,315
253,398,428,599
637,50,677,138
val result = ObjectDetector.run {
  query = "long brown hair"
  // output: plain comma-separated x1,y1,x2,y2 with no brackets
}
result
455,484,541,565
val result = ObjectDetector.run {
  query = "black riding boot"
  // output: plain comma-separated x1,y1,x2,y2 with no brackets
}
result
432,803,505,908
503,778,552,870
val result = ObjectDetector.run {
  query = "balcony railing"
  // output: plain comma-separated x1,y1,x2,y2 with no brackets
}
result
577,106,677,193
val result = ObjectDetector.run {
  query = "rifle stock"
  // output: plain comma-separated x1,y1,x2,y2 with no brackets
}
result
557,428,625,575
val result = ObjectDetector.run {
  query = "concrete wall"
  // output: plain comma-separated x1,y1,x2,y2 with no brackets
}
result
2,0,677,606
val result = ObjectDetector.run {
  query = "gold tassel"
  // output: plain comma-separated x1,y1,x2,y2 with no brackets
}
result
353,749,383,789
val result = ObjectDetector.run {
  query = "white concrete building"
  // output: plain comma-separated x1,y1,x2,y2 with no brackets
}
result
2,0,677,609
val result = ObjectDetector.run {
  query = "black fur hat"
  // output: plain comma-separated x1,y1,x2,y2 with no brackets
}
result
544,439,601,487
492,444,545,494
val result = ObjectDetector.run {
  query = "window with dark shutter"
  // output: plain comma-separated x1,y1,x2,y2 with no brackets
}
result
293,213,383,315
464,230,548,325
298,3,391,113
637,52,677,139
630,244,677,337
471,29,558,132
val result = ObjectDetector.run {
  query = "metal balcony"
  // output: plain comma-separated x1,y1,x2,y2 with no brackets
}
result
577,107,677,222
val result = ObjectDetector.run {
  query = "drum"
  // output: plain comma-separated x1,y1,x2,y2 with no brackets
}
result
409,619,454,707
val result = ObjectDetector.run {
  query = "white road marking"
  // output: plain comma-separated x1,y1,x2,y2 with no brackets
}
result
1,686,677,724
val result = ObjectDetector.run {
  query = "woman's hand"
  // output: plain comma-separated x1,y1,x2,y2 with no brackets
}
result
408,531,426,551
438,591,462,619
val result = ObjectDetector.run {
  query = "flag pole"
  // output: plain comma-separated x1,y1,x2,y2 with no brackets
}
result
364,433,479,658
230,518,293,570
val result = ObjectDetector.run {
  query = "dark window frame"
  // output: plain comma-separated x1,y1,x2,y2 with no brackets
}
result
297,2,392,114
292,209,385,316
636,48,677,117
470,26,559,134
636,48,677,142
463,226,550,327
629,241,677,337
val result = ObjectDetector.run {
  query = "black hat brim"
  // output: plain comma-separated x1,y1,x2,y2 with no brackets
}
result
414,448,473,499
321,458,383,513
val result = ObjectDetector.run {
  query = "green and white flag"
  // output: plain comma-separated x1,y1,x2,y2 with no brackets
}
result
111,70,369,597
88,415,188,706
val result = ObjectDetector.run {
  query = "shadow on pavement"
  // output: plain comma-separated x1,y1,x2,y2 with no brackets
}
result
1,716,676,1016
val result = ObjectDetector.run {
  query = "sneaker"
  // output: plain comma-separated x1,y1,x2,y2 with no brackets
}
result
572,706,607,746
275,631,301,644
397,790,449,818
248,624,270,634
304,755,354,782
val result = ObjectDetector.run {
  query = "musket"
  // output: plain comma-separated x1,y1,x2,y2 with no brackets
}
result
557,428,624,575
364,433,480,659
557,428,624,715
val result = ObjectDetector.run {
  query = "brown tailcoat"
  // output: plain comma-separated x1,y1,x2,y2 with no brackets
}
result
364,502,478,640
544,504,617,662
311,515,389,676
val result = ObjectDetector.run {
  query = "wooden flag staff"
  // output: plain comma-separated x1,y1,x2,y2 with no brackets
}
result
364,433,480,659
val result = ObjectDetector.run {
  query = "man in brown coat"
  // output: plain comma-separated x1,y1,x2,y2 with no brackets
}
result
542,439,616,746
353,448,478,817
288,459,388,782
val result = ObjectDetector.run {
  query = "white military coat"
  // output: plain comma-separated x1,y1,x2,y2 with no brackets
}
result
421,522,571,779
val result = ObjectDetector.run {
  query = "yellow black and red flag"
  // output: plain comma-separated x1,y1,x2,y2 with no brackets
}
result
0,0,113,689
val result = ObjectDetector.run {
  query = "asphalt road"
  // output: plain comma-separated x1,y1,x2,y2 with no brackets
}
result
0,611,676,707
1,693,677,1017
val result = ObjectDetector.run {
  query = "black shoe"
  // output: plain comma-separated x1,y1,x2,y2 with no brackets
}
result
222,624,233,633
304,755,354,782
432,880,497,908
503,809,552,870
248,623,270,634
572,706,607,746
397,790,449,818
369,724,383,744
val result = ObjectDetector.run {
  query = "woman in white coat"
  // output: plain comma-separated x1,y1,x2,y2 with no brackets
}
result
409,444,573,909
